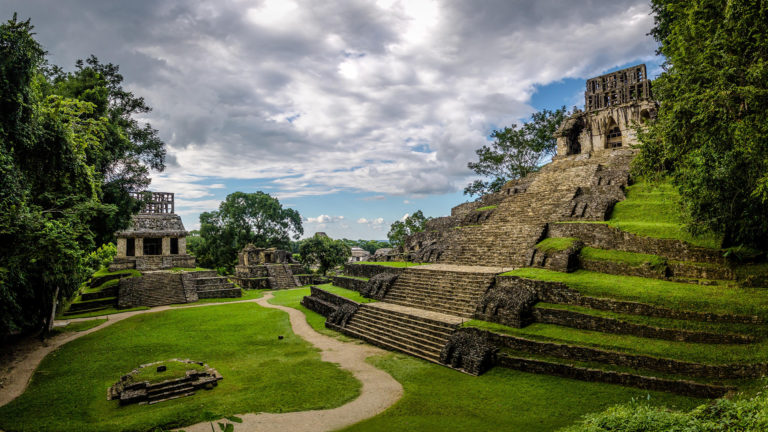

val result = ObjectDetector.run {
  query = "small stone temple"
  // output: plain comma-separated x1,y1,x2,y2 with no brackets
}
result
231,244,309,289
555,64,657,157
110,192,196,271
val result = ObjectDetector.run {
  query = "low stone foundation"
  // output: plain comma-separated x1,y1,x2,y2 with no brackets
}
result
108,359,222,405
332,276,368,292
343,263,407,278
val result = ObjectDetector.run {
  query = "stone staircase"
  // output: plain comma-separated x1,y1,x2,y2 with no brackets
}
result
191,271,240,299
343,302,462,363
266,264,300,290
430,150,635,268
383,265,502,317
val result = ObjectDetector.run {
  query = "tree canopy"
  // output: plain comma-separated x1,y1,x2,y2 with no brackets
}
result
299,234,351,275
0,14,167,336
387,210,430,247
465,107,566,196
635,0,768,248
192,192,303,272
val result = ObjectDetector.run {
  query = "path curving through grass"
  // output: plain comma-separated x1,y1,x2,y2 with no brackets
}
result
180,292,403,432
0,291,402,432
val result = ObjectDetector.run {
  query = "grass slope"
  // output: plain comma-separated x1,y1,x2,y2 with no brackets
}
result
580,247,667,269
501,268,768,319
536,237,578,253
0,303,360,432
606,180,722,249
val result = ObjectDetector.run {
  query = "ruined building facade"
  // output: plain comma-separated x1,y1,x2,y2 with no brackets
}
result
110,192,196,271
555,64,657,157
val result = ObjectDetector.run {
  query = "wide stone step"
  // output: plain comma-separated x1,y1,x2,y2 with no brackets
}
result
355,309,455,338
383,298,474,317
347,316,449,348
342,325,443,363
363,303,461,328
383,294,476,312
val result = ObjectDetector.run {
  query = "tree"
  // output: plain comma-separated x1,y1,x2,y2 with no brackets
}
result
0,15,108,336
46,55,166,244
465,107,566,196
387,210,430,247
341,239,391,254
195,192,303,272
299,234,351,275
634,0,768,248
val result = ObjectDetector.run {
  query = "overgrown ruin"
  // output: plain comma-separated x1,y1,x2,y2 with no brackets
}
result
301,65,759,398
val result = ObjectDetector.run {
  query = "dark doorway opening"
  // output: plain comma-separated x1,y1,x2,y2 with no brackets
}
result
170,238,179,255
126,238,135,257
144,238,162,256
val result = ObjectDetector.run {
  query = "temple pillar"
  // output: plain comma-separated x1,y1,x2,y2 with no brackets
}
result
116,238,127,258
162,237,171,256
135,238,144,256
178,237,187,255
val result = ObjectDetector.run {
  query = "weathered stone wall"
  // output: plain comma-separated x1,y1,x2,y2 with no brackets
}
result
301,286,360,324
548,223,723,263
532,306,753,344
231,277,271,290
497,355,732,398
485,330,766,380
343,263,407,278
440,328,497,375
474,283,538,328
118,272,195,308
234,265,268,278
332,276,368,293
579,257,667,280
496,275,761,324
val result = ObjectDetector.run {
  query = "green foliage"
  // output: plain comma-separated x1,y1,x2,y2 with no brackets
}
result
562,387,768,432
465,107,566,196
634,0,768,248
340,239,391,254
313,283,378,303
535,238,579,254
475,205,497,211
0,303,360,432
387,210,429,247
0,15,108,335
299,234,351,275
83,242,116,274
194,192,303,273
46,55,167,244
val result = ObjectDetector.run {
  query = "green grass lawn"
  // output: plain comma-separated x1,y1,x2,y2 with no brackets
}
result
501,269,768,319
312,283,378,303
606,180,722,249
0,303,360,432
354,261,427,268
339,353,703,432
268,287,361,342
465,319,768,365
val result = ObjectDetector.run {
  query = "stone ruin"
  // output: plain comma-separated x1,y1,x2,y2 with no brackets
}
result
108,359,222,405
110,192,195,271
231,244,307,289
554,64,657,157
106,191,240,308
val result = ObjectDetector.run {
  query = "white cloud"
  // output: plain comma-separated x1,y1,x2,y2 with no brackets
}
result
13,0,659,207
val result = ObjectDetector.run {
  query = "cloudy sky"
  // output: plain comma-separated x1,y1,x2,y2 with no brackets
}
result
3,0,661,240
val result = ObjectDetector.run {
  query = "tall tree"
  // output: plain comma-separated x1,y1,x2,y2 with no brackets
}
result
299,234,351,275
195,192,303,272
46,55,166,244
465,107,566,196
387,210,429,247
0,15,108,335
635,0,768,248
